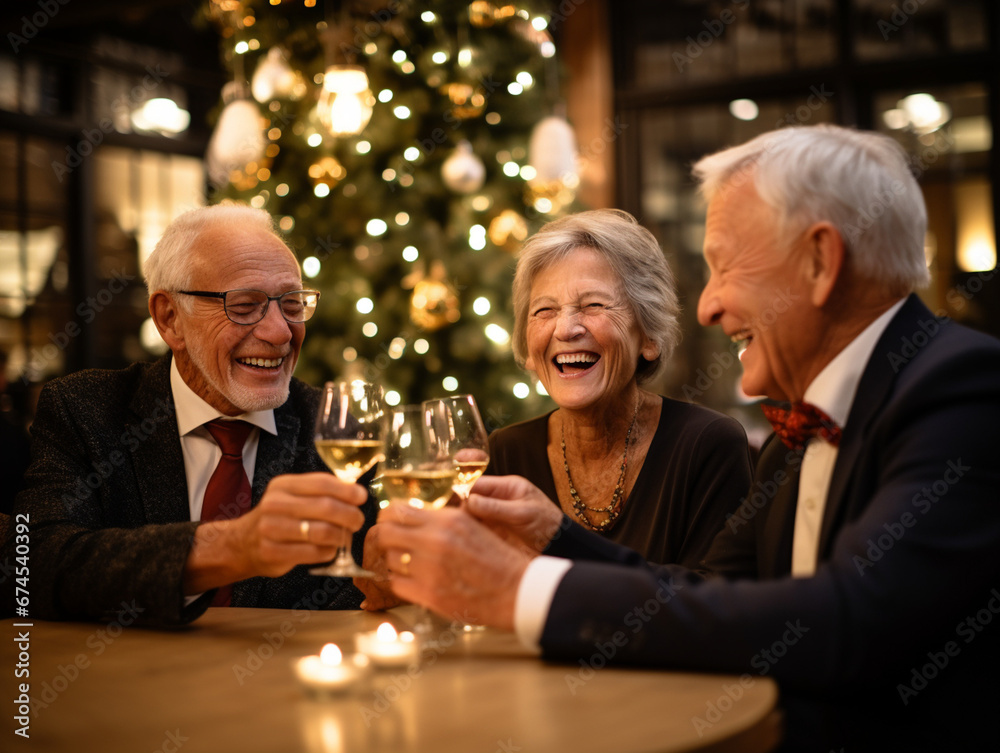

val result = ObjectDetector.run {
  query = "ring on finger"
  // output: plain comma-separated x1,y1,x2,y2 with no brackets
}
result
399,551,412,577
300,519,311,541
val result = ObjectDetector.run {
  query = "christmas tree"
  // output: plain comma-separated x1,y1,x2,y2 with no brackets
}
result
203,0,580,430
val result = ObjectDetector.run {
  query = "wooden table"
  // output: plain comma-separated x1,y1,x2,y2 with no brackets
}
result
3,607,781,753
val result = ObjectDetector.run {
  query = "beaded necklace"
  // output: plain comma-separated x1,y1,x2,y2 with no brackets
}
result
560,395,640,532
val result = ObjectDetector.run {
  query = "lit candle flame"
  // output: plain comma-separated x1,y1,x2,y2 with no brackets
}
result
319,643,343,665
376,623,398,641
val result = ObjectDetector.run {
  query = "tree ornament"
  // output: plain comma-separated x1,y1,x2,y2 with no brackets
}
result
316,65,376,136
529,115,578,184
527,114,579,214
206,81,267,188
308,155,347,189
410,271,460,331
468,1,496,27
440,82,486,120
441,141,486,194
488,209,529,251
251,47,305,103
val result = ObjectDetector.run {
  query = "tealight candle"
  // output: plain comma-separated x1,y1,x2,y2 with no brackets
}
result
355,622,420,668
293,643,369,697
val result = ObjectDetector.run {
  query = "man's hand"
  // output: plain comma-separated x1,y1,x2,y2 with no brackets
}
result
376,504,530,632
465,475,563,555
183,472,368,594
353,524,402,611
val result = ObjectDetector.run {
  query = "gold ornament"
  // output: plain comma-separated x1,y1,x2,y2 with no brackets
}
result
308,156,347,188
468,1,496,27
440,82,486,120
488,209,529,251
410,278,460,331
493,4,517,21
525,178,577,215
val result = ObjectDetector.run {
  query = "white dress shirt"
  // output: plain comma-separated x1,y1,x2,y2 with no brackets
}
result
169,359,278,520
513,299,906,649
791,298,904,575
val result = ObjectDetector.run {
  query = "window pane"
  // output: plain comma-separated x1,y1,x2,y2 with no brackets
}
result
621,0,837,89
0,134,71,381
853,0,988,61
874,82,995,327
93,147,205,365
636,97,836,441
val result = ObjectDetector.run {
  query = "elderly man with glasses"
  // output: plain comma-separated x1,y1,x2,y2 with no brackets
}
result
7,204,372,626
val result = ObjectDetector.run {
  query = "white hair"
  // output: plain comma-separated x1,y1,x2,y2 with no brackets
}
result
144,204,285,304
692,124,930,295
512,209,681,385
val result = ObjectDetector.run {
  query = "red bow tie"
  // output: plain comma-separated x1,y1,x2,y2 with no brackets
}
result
761,402,842,450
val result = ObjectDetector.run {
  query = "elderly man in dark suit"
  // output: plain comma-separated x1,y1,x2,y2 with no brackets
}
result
373,125,1000,751
8,204,371,626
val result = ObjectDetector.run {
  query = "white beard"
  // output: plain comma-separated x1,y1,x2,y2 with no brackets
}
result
185,336,291,413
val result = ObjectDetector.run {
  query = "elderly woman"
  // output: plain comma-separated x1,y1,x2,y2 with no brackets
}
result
486,208,750,566
356,209,751,609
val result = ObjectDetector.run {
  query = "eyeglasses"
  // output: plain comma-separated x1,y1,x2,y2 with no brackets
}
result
177,289,321,325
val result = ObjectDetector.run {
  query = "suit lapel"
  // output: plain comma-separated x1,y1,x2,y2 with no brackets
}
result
754,435,802,578
128,355,190,525
233,401,303,608
818,295,935,554
251,408,302,504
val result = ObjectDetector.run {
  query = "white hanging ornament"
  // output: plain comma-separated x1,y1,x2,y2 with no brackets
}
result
206,82,267,188
441,141,485,194
528,115,578,184
527,115,579,214
316,65,375,136
251,47,303,103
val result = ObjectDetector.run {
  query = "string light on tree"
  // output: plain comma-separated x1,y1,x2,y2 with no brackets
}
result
206,0,573,425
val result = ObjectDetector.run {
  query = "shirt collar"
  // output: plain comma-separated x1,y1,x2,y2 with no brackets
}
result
170,357,277,437
803,298,906,429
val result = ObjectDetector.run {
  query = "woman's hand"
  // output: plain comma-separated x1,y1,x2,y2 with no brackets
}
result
465,475,563,554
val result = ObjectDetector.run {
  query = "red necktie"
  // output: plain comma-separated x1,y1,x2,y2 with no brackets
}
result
201,419,254,606
761,402,842,451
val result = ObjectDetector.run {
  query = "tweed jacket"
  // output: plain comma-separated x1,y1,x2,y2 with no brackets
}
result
7,355,373,626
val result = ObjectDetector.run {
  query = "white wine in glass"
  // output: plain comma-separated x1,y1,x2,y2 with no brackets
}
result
382,404,455,642
423,394,490,633
314,438,385,482
423,395,490,503
310,381,385,578
379,468,456,509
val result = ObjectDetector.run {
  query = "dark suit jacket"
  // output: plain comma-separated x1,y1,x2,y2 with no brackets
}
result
540,296,1000,752
5,355,374,626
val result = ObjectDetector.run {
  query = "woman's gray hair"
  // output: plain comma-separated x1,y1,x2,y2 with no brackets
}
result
511,209,681,385
144,204,284,304
692,124,929,295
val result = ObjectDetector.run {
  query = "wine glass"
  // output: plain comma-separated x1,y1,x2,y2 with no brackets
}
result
381,404,456,511
422,394,490,504
423,394,490,632
309,380,386,578
381,404,456,643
